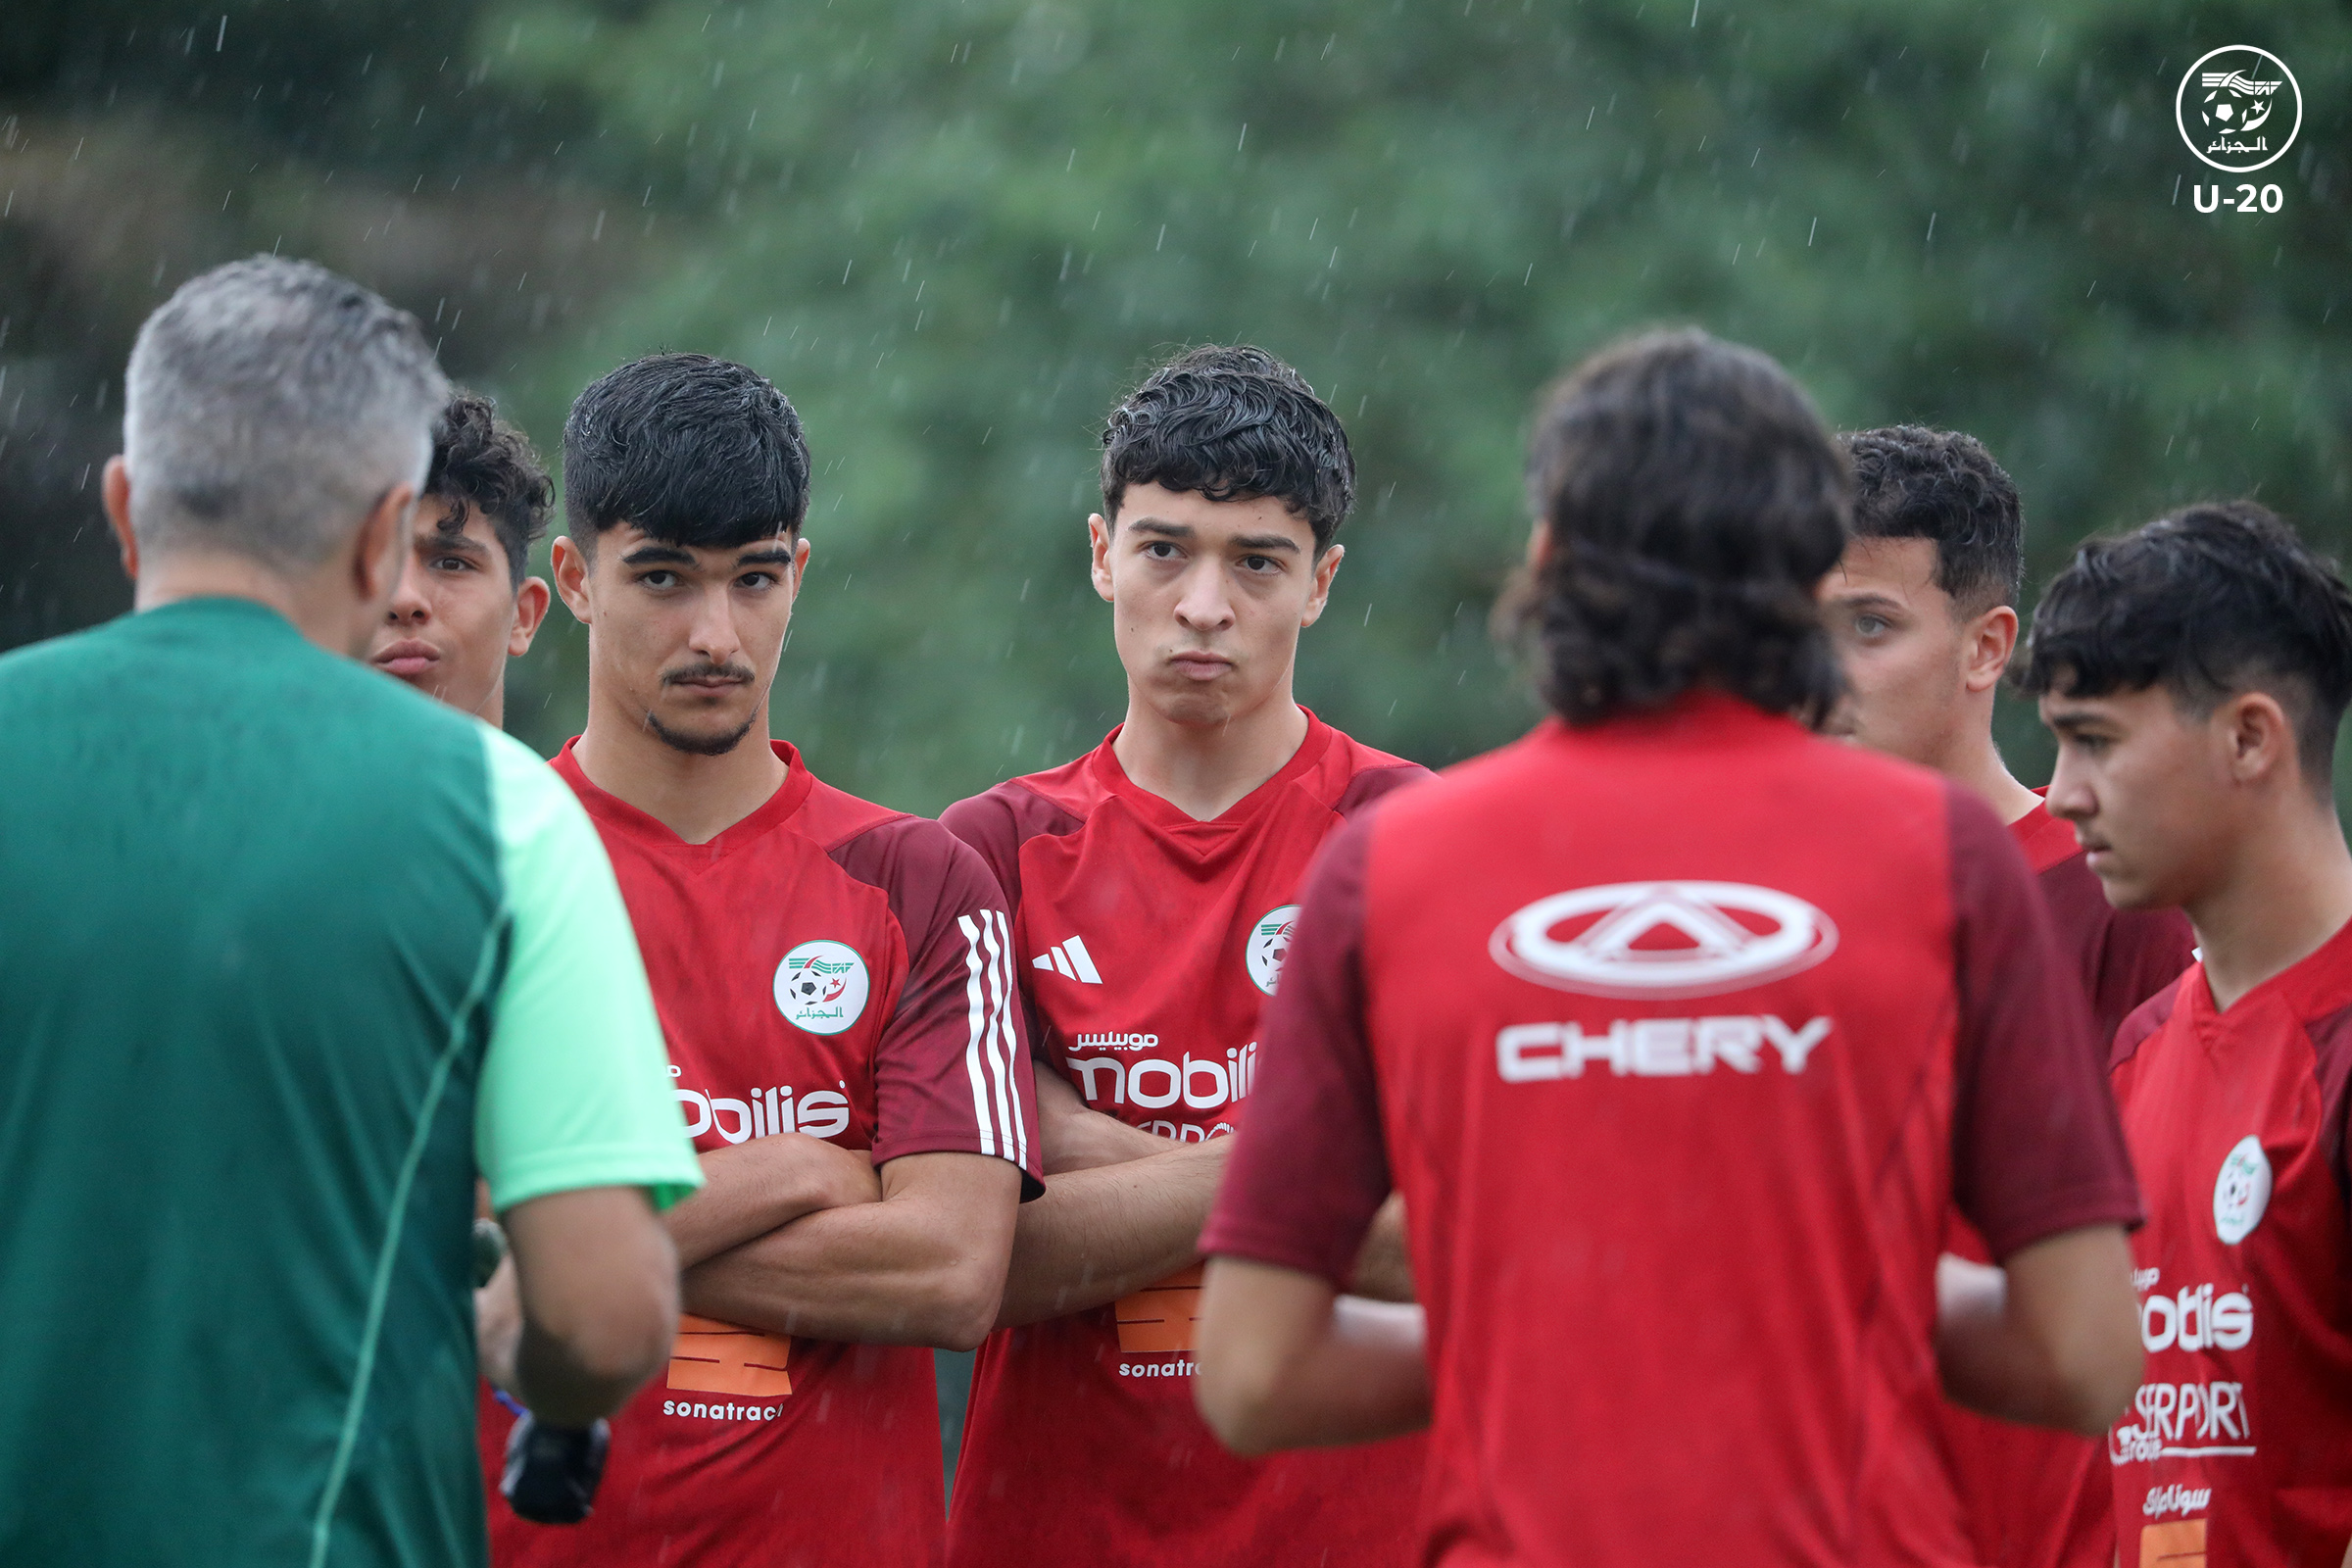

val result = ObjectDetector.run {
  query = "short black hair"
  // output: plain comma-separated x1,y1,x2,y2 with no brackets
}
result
1501,329,1851,727
424,391,551,590
2015,500,2352,786
1100,344,1353,554
1841,425,2024,612
562,353,809,554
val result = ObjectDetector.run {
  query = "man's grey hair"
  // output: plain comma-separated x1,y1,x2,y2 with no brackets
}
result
123,256,450,568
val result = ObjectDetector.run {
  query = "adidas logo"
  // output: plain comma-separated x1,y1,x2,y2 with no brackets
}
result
1032,935,1102,984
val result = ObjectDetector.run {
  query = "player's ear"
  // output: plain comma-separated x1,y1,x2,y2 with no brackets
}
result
103,457,139,582
786,533,812,606
2220,690,2294,785
1524,516,1555,572
508,576,553,658
1088,513,1115,605
551,537,594,624
1963,605,2020,695
1299,543,1345,629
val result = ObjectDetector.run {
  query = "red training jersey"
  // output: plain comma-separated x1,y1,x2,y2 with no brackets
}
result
2103,919,2352,1568
1941,799,2196,1568
482,741,1042,1568
1203,698,2143,1568
940,712,1432,1568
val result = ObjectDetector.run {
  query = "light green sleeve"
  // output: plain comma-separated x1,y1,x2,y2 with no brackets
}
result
474,728,705,1213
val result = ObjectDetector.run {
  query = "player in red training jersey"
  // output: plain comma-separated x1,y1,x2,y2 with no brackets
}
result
365,391,553,728
2017,501,2352,1568
1195,329,2146,1568
478,354,1040,1568
940,345,1430,1567
1824,426,2194,1568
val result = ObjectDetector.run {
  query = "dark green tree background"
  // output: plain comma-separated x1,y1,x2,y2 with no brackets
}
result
5,0,2346,805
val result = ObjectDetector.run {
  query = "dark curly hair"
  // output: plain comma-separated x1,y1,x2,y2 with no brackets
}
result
1101,344,1353,553
564,353,809,557
424,391,552,590
2014,500,2352,787
1841,425,2024,612
1500,330,1851,727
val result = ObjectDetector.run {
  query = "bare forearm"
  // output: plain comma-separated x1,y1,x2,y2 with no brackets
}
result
664,1135,879,1269
1347,1195,1415,1303
1936,1234,2141,1437
1198,1280,1432,1454
684,1156,1020,1351
996,1141,1230,1328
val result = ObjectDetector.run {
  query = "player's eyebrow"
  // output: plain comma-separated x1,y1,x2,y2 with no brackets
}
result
1125,516,1195,540
1226,534,1301,554
423,529,490,558
1126,516,1300,553
732,545,797,566
619,542,697,566
1822,588,1904,612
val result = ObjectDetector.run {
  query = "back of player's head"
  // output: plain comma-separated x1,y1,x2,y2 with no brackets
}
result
2016,500,2352,787
1841,425,2024,612
562,353,809,554
1101,344,1354,555
123,255,447,569
1512,328,1850,726
426,391,551,591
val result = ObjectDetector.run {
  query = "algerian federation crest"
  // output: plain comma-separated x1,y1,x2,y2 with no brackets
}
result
1247,905,1301,997
2213,1135,2273,1246
774,940,870,1036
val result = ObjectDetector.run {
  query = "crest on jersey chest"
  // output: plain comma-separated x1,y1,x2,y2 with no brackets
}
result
773,939,871,1036
1246,905,1301,996
2213,1135,2273,1245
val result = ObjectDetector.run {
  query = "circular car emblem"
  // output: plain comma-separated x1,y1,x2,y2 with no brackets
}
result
2213,1135,2272,1246
1246,905,1301,997
1490,881,1838,1000
773,940,870,1037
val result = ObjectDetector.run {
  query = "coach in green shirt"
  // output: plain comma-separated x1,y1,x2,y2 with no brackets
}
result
0,256,705,1568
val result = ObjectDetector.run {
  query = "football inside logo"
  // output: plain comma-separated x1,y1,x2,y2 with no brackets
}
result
773,940,870,1036
2213,1135,2273,1246
1490,881,1838,1000
1247,905,1301,996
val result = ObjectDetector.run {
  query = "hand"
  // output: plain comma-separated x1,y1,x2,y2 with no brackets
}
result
476,1256,523,1396
665,1132,883,1268
1348,1194,1415,1303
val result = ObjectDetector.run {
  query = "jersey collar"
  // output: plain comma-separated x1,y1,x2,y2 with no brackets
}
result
2186,911,2352,1030
552,737,815,856
2007,794,2084,877
1089,708,1335,834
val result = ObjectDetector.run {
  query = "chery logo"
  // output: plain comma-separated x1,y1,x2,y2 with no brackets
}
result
1490,881,1838,1000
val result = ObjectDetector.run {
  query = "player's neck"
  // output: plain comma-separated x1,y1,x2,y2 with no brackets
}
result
1937,724,2044,825
2189,802,2352,1011
1113,687,1309,822
133,550,368,658
573,696,789,846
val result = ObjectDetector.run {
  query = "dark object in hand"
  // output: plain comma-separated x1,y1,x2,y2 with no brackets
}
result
501,1411,610,1525
471,1218,508,1288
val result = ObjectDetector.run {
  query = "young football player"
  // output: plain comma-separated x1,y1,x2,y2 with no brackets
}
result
1824,426,2193,1568
2019,501,2352,1568
1196,330,2145,1568
941,345,1429,1567
480,352,1040,1568
367,390,553,727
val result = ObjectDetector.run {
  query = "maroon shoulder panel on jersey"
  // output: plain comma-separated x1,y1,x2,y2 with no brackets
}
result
830,808,1044,1197
1945,783,2143,1257
1332,759,1434,819
939,778,1088,913
2107,976,2187,1074
2035,851,2198,1050
1199,812,1391,1287
2309,1001,2352,1218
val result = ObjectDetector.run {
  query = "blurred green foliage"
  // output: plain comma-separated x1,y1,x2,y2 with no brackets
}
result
4,0,2348,806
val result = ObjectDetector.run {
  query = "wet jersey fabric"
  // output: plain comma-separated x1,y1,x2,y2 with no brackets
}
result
483,739,1039,1568
940,713,1432,1568
1941,799,2197,1568
2102,922,2352,1568
1203,698,2143,1568
0,599,699,1568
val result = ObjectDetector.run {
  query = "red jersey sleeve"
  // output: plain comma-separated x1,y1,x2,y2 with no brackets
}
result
832,816,1044,1198
1200,811,1392,1286
1945,784,2143,1258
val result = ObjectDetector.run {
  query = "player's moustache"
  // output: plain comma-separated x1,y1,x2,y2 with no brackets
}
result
661,660,757,687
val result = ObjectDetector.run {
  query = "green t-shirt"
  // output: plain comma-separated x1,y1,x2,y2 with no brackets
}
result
0,598,703,1568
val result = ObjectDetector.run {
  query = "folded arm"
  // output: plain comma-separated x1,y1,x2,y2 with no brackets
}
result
683,1150,1022,1351
662,1131,881,1268
1194,1255,1432,1455
1936,1223,2142,1437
